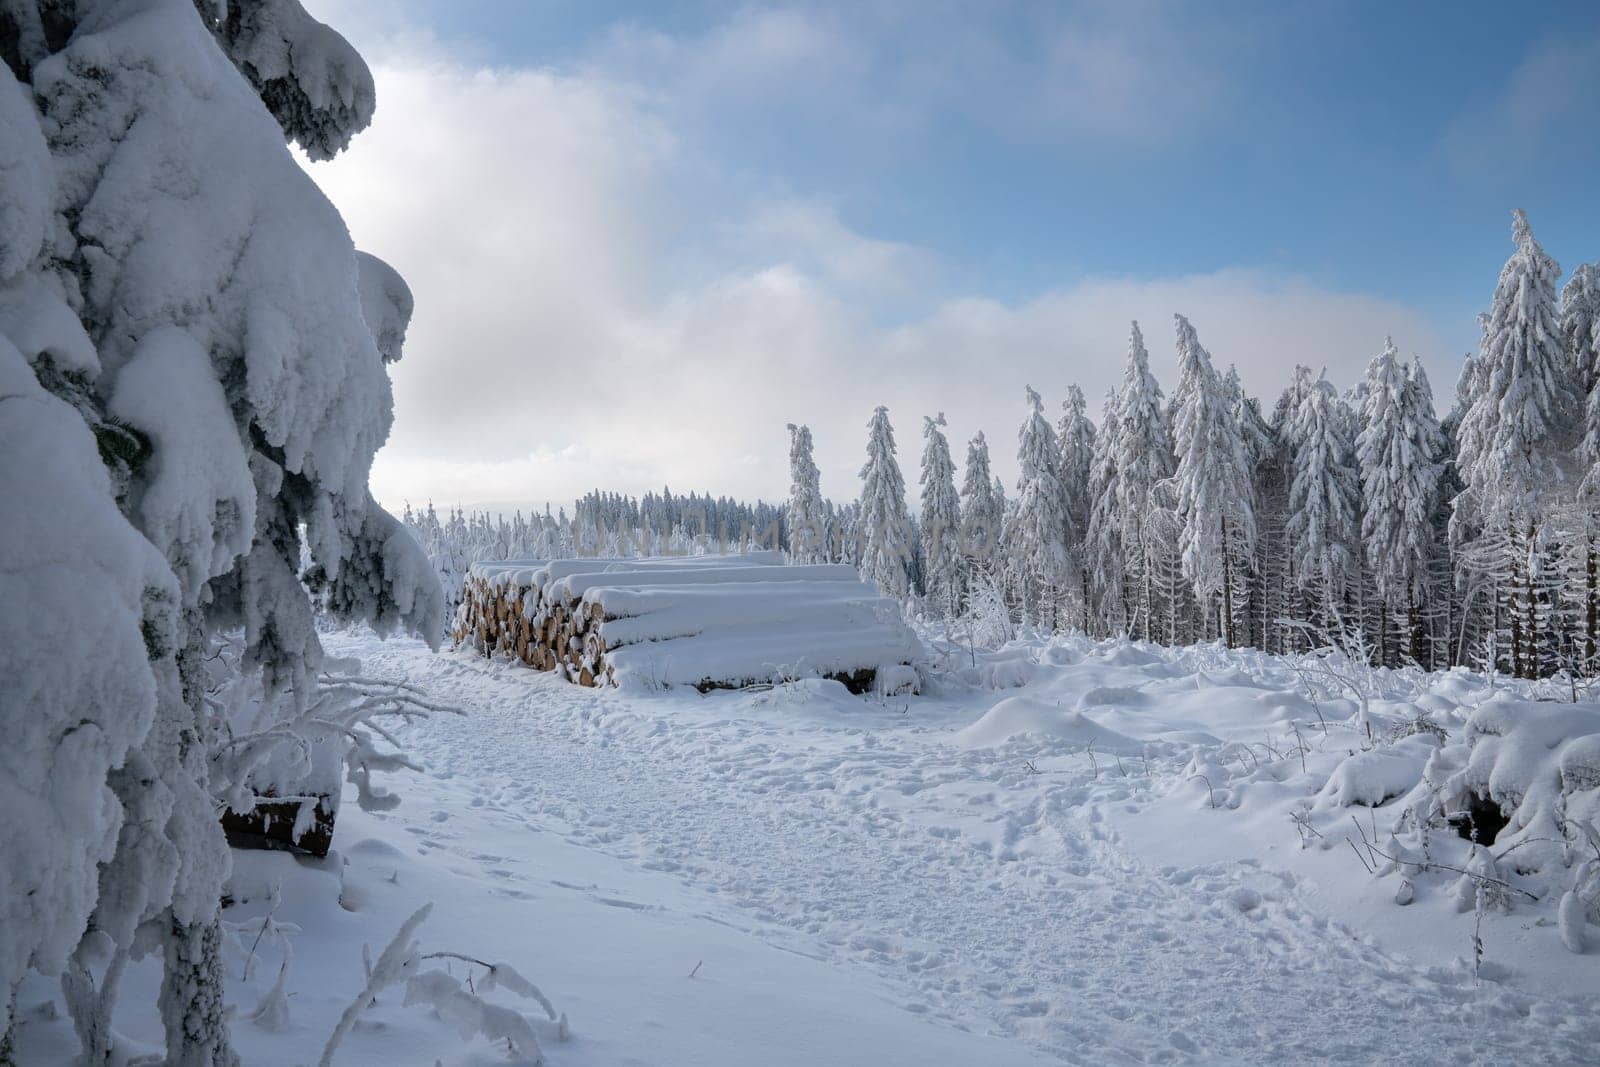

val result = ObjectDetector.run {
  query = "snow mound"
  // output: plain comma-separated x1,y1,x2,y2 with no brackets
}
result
1451,695,1600,811
1077,686,1150,710
955,696,1144,753
1433,696,1600,883
1317,734,1439,808
1094,641,1165,667
1560,735,1600,792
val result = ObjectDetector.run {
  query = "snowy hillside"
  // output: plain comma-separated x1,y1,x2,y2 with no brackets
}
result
11,628,1599,1065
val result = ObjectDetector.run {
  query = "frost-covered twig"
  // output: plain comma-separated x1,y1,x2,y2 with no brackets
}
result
321,904,432,1066
210,643,464,837
1346,818,1538,903
419,953,562,1024
320,905,569,1065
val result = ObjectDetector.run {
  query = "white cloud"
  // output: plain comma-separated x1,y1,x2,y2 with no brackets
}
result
1441,32,1600,184
1021,1,1245,143
582,1,1252,154
301,4,1447,515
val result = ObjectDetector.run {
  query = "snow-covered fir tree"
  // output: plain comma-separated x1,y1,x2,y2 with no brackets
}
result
1113,322,1176,642
918,414,963,617
959,431,1002,583
1285,373,1361,631
786,423,827,564
0,2,442,1061
1057,384,1096,534
1057,384,1096,628
857,406,914,599
1003,386,1071,627
1084,389,1124,635
1357,339,1445,663
1566,265,1600,667
1569,263,1600,500
1170,315,1256,645
1224,365,1273,645
1561,263,1600,402
1452,210,1574,677
1258,366,1318,650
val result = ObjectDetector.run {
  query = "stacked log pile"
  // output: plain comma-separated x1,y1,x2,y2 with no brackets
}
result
453,553,922,692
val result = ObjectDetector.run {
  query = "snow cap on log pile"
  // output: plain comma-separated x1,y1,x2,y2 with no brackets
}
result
457,552,921,692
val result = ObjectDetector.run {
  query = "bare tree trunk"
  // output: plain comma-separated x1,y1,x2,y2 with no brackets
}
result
1081,564,1090,635
1587,536,1597,673
1377,598,1389,667
1522,521,1539,680
1142,539,1154,643
1407,587,1422,667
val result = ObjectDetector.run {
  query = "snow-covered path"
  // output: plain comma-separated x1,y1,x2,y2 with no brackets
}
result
333,633,1600,1065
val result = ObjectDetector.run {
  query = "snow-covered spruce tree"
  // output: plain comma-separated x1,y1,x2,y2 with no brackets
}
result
1170,315,1255,646
857,406,914,599
1565,264,1600,666
1409,360,1459,667
1562,263,1600,402
1084,389,1124,635
1003,386,1071,628
1057,384,1096,629
959,430,1001,589
0,1,442,1061
786,423,827,564
1357,339,1445,665
1261,366,1317,651
1452,210,1575,677
1114,322,1176,642
1224,365,1272,647
918,414,963,617
1285,373,1361,636
1418,358,1469,663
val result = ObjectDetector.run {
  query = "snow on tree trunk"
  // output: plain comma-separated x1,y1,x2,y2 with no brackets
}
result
160,915,238,1067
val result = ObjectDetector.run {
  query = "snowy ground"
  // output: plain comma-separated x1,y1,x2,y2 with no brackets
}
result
13,631,1600,1065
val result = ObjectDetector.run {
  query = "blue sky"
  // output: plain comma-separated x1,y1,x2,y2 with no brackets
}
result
306,1,1600,511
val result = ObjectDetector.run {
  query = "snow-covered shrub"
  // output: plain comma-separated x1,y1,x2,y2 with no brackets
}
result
1,0,442,1059
963,571,1014,651
209,637,461,853
1317,733,1440,809
875,662,921,697
1437,695,1600,883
